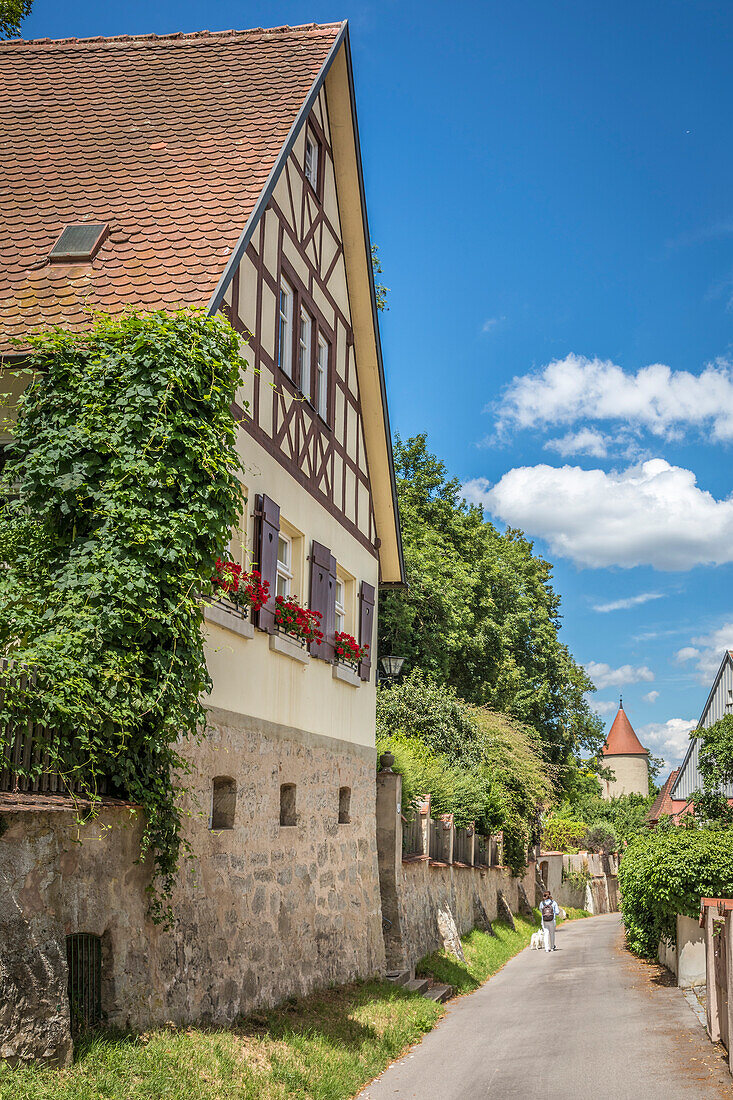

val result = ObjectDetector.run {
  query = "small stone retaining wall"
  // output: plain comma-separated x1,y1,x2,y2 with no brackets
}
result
377,768,536,973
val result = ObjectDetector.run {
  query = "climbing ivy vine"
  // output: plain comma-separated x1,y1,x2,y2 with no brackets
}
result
0,310,246,921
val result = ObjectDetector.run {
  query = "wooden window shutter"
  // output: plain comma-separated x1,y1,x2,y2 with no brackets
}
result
358,581,375,681
309,540,336,660
254,493,280,633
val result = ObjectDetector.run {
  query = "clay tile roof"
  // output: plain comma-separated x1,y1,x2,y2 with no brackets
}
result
0,23,343,351
602,703,649,756
646,769,680,823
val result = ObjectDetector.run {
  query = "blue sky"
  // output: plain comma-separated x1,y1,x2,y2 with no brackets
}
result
22,0,733,770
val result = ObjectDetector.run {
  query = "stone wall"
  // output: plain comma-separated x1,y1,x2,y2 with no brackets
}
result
376,769,536,973
561,852,620,914
393,858,535,972
0,706,385,1064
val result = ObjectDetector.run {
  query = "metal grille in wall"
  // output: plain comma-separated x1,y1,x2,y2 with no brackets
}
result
66,933,102,1033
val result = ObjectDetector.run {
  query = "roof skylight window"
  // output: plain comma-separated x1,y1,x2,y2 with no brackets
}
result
49,223,109,262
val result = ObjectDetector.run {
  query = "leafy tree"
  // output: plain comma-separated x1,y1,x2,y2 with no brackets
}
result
377,733,503,835
377,672,553,873
585,821,618,854
542,817,588,852
553,788,654,844
1,0,31,37
692,715,733,822
618,827,733,957
378,434,604,784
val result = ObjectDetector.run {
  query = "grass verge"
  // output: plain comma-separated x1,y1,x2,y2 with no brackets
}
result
417,914,539,995
0,981,441,1100
561,907,592,921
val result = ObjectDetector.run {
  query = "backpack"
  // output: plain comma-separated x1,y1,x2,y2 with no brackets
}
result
541,899,554,922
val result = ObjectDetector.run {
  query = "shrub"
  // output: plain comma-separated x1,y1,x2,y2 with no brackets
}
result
542,817,587,852
585,821,618,854
618,827,733,957
376,733,502,835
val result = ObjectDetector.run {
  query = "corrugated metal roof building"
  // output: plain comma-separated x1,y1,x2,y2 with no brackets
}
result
671,650,733,801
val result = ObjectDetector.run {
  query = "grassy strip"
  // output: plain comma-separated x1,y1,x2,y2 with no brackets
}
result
417,915,539,995
0,981,441,1100
561,907,592,921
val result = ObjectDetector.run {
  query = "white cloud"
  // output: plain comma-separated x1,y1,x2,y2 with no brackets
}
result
644,690,660,704
584,661,654,690
544,428,609,458
592,592,663,613
481,317,504,334
675,646,701,663
637,718,697,769
466,459,733,570
676,624,733,683
590,699,618,716
494,353,733,442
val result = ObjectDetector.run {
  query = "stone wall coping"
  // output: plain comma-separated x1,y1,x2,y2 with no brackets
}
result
269,631,311,665
402,854,430,864
203,601,255,639
332,662,361,687
0,791,138,814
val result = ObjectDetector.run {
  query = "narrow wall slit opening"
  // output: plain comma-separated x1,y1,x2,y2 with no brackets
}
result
338,786,351,824
211,776,237,830
280,783,297,826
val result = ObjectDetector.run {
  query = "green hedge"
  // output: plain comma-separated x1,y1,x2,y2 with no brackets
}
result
618,827,733,957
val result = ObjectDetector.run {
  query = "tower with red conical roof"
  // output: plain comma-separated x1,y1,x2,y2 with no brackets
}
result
601,698,649,799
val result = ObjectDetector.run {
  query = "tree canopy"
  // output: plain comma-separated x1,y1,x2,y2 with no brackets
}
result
1,0,31,38
376,671,553,873
378,434,603,786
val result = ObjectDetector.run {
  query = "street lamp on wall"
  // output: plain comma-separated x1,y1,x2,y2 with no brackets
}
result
380,655,405,681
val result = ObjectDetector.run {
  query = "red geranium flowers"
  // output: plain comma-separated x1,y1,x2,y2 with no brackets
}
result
212,558,270,613
274,595,324,645
334,631,369,665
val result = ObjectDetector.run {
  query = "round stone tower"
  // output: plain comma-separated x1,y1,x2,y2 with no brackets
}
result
601,699,649,799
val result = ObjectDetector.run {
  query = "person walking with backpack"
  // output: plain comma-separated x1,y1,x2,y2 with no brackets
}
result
540,891,560,952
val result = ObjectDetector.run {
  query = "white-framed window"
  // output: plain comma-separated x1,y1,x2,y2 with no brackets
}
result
298,307,312,399
276,533,292,599
278,280,293,378
305,133,319,191
317,335,329,419
335,577,346,633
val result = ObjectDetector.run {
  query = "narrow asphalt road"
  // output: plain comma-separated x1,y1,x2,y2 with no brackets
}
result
358,914,733,1099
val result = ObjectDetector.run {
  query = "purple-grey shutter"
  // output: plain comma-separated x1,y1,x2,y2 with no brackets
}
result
254,493,280,633
309,541,335,660
358,581,375,681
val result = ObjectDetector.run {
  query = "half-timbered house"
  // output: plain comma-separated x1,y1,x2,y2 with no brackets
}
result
0,21,404,1064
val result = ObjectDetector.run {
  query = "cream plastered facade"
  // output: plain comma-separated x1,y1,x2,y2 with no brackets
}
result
603,753,649,798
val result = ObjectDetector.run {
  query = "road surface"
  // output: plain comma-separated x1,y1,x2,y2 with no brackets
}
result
358,913,733,1099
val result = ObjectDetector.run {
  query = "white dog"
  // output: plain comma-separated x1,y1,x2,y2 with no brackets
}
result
530,928,544,950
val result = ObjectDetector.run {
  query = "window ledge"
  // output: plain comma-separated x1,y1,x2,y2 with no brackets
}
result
332,662,361,687
269,632,310,665
203,601,254,639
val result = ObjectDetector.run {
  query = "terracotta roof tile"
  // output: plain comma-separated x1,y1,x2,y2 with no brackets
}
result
0,23,342,350
602,703,649,756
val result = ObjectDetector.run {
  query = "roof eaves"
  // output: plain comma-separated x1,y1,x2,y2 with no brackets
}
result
206,20,348,318
340,25,406,588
